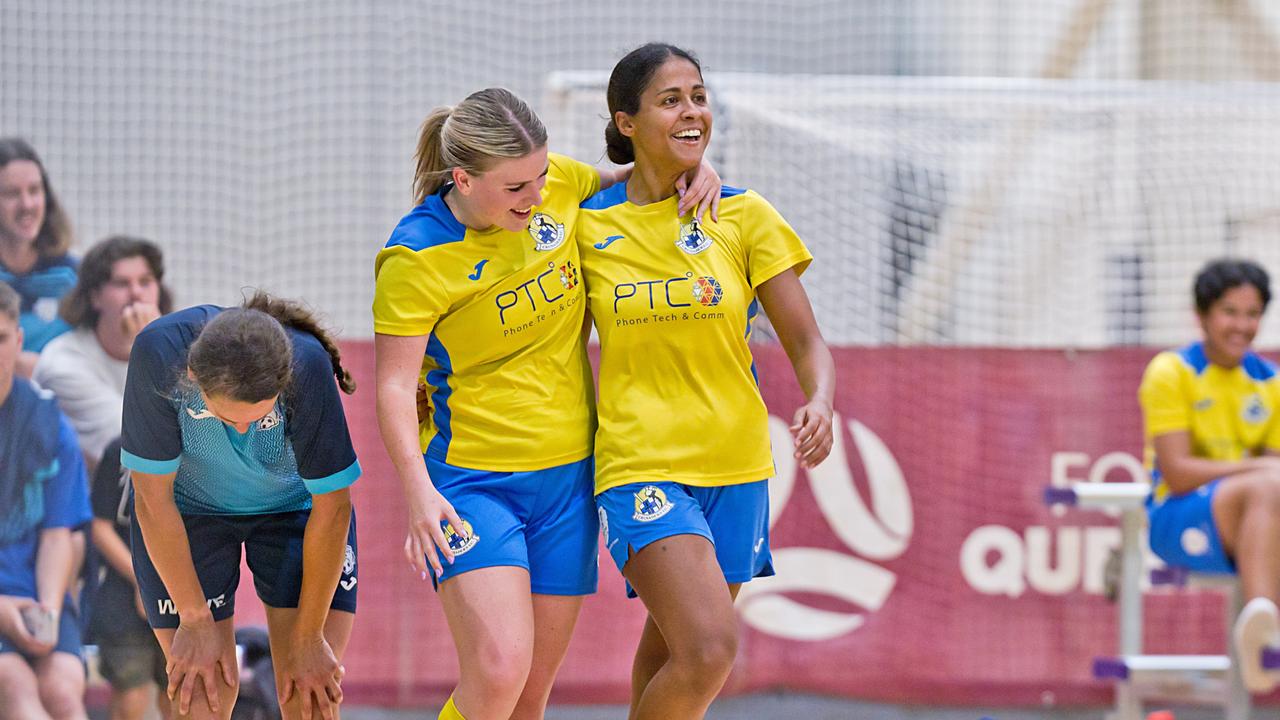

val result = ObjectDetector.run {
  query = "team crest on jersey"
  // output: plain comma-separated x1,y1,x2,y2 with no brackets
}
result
633,485,674,522
692,276,723,307
257,408,282,431
559,260,578,290
676,219,712,255
343,544,356,575
444,520,479,556
529,212,566,251
1243,394,1269,424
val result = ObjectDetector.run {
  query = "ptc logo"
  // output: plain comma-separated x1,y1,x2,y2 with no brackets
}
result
736,413,913,641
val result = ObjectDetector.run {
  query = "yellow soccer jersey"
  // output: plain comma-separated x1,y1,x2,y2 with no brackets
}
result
578,184,812,494
373,153,600,471
1139,342,1280,502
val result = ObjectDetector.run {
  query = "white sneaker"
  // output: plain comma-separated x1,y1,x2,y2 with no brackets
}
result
1234,597,1280,693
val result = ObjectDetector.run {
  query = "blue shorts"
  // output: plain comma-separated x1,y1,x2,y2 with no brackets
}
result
131,508,359,629
0,604,82,661
1147,478,1234,574
596,479,774,598
426,455,598,595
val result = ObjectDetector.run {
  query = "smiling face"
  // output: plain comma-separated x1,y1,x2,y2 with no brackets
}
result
615,57,711,175
1199,283,1265,368
451,145,550,233
0,160,46,247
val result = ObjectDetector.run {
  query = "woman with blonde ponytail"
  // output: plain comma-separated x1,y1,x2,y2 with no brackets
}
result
121,291,362,720
373,87,719,720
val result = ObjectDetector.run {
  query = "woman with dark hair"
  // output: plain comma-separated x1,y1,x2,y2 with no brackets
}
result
577,43,835,719
0,138,77,376
121,292,360,720
34,235,175,720
35,235,173,473
1139,258,1280,694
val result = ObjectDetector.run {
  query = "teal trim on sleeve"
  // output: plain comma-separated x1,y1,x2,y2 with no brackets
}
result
304,459,361,496
120,448,181,475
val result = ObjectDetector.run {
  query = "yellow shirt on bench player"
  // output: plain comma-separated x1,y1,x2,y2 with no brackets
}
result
1139,341,1280,503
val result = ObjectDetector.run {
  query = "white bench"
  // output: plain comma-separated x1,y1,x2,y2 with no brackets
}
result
1046,482,1273,720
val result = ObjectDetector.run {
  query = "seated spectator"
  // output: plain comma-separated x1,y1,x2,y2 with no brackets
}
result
34,235,172,474
33,236,172,720
86,440,170,720
1139,258,1280,693
0,280,91,720
0,139,77,379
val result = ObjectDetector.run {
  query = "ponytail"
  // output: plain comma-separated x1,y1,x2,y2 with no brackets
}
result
188,291,354,403
409,88,548,206
413,107,454,205
604,119,635,165
242,291,356,395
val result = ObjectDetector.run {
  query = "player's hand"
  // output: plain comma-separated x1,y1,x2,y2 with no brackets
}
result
279,633,344,720
791,399,834,468
403,482,467,579
121,302,162,341
676,157,722,223
415,381,431,425
167,614,236,716
0,596,54,656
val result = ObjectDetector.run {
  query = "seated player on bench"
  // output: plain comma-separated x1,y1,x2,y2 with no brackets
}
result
1139,258,1280,693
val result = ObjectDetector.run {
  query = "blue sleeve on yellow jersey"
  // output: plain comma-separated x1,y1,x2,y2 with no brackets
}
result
373,193,466,337
581,183,628,210
582,183,745,211
385,193,468,252
1242,352,1278,382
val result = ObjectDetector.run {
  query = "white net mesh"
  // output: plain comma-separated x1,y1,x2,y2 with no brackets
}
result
8,0,1280,708
4,0,1280,341
546,73,1280,347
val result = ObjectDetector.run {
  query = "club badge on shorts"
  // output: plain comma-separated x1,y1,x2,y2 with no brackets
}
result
633,485,674,522
444,519,479,556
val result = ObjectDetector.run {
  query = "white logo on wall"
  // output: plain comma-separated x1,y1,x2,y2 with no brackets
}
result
959,451,1147,598
736,412,913,642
